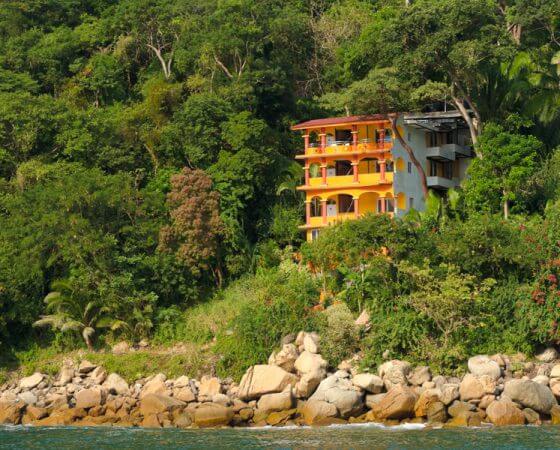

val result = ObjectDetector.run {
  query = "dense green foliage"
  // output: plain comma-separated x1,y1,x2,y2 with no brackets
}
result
1,0,560,377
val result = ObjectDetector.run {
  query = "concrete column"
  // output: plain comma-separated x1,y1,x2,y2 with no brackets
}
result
305,201,311,226
321,158,327,185
352,125,358,151
380,197,386,213
354,197,359,218
379,159,386,182
320,127,326,152
321,200,327,224
352,160,359,183
304,165,310,186
303,132,310,153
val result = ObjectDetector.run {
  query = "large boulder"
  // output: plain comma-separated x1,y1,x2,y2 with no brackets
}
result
294,351,327,375
19,373,44,390
303,334,320,354
198,376,221,400
407,366,431,386
550,365,560,379
174,387,196,403
268,344,299,372
414,388,441,417
257,390,293,413
309,372,363,418
193,403,234,427
237,365,297,401
139,394,185,416
468,355,501,381
486,399,526,426
0,402,25,424
503,379,557,414
58,366,74,386
89,366,107,385
295,371,326,399
440,383,460,405
78,360,96,374
536,347,558,363
103,373,130,396
459,374,496,401
294,351,327,398
378,360,411,390
140,374,167,398
300,400,338,425
352,374,384,394
372,385,417,420
75,387,107,409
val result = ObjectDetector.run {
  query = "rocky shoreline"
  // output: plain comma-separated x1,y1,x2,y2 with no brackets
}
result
1,332,560,429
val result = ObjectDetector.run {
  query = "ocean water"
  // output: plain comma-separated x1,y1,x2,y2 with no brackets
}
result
1,424,559,449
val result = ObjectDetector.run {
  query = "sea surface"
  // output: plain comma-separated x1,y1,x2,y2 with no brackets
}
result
1,424,559,449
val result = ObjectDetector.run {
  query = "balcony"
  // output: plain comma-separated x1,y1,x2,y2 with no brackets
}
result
296,139,392,160
426,143,472,161
298,172,394,191
427,176,458,190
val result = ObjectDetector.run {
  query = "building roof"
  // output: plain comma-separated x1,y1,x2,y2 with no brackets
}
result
291,114,389,131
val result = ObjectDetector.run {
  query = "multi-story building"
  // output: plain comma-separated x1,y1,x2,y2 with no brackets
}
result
291,111,473,241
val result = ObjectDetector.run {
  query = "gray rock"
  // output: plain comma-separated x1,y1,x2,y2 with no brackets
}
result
19,373,44,390
503,379,558,414
536,348,558,363
468,355,501,381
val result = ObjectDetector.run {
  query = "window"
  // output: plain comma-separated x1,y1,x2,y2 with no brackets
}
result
378,160,394,172
376,198,395,213
310,197,321,217
443,162,453,179
375,128,392,143
360,158,377,174
338,194,354,213
407,162,412,173
335,129,352,143
428,132,437,147
311,229,320,241
309,163,320,178
409,197,414,209
335,160,352,176
429,160,438,177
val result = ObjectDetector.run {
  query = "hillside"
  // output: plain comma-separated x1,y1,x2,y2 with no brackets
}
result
0,0,559,378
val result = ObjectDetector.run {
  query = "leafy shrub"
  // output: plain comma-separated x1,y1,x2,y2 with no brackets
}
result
317,303,360,367
213,263,320,379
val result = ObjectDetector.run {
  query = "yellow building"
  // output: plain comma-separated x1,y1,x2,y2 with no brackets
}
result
292,115,399,241
292,113,474,241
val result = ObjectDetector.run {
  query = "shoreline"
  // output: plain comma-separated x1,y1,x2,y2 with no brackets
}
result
1,332,560,430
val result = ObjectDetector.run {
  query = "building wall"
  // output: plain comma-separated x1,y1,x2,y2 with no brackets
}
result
392,119,429,216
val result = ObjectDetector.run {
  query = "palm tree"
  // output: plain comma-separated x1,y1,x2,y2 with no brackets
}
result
276,161,305,198
33,279,115,350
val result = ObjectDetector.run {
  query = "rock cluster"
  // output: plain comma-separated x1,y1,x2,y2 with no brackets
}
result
1,337,560,429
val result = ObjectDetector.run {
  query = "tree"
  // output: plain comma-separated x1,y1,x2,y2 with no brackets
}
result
383,0,513,146
321,68,430,199
463,123,542,218
159,168,225,284
34,278,110,350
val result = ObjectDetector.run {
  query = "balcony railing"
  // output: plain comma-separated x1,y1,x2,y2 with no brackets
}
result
302,172,394,189
301,139,392,158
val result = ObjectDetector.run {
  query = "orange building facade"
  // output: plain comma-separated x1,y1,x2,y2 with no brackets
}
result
292,115,402,242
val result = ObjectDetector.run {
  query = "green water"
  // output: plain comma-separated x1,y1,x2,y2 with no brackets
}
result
1,424,559,449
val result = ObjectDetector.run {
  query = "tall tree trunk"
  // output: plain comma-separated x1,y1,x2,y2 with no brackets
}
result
503,190,509,220
451,95,480,150
389,114,429,199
